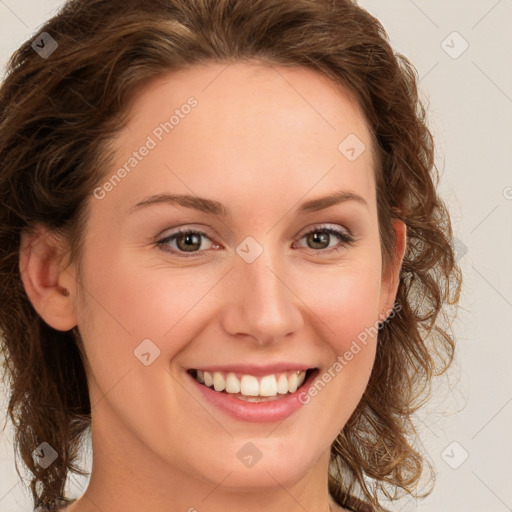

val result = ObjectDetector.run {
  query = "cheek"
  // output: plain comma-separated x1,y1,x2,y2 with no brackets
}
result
74,248,212,464
297,259,383,349
293,259,382,407
74,243,228,398
72,244,173,394
78,243,198,343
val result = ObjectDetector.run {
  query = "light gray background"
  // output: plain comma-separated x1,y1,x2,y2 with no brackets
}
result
0,1,511,511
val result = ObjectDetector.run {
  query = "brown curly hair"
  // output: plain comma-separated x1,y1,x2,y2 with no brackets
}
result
0,0,461,510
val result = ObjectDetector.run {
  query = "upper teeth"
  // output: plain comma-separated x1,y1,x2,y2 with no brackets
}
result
195,370,307,397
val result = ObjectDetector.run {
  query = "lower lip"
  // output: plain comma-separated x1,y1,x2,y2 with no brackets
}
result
186,370,319,423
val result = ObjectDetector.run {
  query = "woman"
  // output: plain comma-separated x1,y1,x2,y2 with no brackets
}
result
0,0,461,511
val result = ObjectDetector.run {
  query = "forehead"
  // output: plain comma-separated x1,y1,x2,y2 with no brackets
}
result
103,61,377,218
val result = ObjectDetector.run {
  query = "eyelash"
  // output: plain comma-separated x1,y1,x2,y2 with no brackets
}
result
156,225,355,258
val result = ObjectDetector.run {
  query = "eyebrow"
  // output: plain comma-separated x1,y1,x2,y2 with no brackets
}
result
128,190,368,217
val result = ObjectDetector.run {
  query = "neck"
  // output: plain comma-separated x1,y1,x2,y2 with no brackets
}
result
69,411,337,512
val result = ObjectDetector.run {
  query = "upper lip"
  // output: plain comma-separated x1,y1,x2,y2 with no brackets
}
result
189,363,319,376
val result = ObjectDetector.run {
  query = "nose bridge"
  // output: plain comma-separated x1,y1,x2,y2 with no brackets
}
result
225,239,303,342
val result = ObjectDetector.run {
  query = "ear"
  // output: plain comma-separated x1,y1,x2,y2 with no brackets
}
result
378,219,407,321
19,223,78,331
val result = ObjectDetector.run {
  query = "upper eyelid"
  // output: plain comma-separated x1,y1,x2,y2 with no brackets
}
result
299,224,352,237
158,223,352,240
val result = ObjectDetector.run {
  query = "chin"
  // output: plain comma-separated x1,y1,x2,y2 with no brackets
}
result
205,449,313,490
217,467,308,491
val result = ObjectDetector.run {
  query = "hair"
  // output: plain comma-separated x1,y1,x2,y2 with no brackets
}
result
0,0,461,510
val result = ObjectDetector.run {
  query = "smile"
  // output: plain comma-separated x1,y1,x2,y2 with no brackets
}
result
187,368,317,402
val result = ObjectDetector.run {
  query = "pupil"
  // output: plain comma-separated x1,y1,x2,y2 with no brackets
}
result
310,232,328,249
179,233,200,251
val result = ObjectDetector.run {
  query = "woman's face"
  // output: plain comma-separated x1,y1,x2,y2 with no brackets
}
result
67,62,402,492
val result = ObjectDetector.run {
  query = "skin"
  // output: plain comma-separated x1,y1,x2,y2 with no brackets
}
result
20,61,406,512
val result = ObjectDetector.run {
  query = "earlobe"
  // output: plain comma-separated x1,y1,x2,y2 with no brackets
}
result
379,219,407,320
19,224,77,331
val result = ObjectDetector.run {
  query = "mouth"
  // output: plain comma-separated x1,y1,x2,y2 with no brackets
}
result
186,367,319,403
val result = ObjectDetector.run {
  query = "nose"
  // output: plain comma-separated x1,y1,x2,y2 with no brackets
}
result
220,245,304,346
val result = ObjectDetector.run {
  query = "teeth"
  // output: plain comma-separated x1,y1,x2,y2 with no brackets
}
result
204,371,213,387
240,375,259,396
225,372,240,393
276,374,289,394
288,372,298,393
194,369,310,398
213,372,225,392
236,394,282,402
259,375,277,396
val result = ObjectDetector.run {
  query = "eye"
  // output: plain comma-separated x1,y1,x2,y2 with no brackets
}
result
156,229,217,257
295,225,355,254
156,224,355,258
